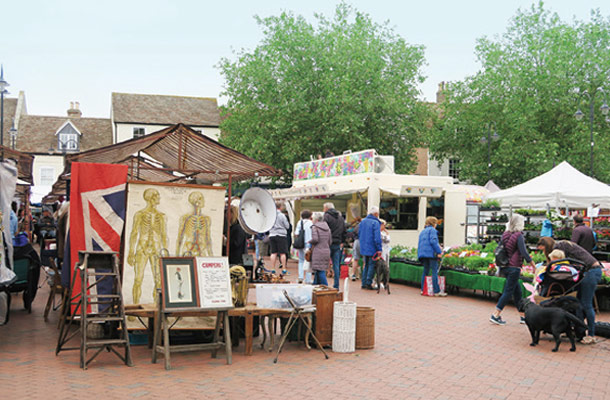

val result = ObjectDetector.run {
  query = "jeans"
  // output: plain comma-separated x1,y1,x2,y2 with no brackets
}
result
421,258,440,294
496,267,522,311
313,270,328,286
362,255,376,287
578,267,602,336
297,248,312,283
330,244,342,289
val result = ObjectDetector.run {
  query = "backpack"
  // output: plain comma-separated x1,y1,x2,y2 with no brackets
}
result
494,236,510,268
293,220,306,249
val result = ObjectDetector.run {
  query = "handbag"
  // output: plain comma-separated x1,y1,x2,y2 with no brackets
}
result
293,220,306,249
305,249,312,262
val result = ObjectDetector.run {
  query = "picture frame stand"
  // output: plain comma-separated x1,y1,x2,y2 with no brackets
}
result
151,289,233,370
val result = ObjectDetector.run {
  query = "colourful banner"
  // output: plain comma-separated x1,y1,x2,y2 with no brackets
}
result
293,150,376,181
68,162,128,313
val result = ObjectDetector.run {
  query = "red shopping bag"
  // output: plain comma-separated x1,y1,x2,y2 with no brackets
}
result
422,276,446,296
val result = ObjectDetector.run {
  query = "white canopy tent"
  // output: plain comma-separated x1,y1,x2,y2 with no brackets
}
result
486,161,610,209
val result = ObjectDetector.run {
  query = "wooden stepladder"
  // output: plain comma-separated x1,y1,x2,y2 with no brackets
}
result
56,251,133,369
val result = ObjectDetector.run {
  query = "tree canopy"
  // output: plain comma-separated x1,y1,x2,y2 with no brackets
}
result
430,2,610,187
218,3,431,181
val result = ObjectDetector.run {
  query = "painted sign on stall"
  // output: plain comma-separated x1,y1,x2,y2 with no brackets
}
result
293,150,376,181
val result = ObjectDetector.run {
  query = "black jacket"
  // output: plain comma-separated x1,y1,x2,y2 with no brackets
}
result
324,209,346,246
571,224,596,254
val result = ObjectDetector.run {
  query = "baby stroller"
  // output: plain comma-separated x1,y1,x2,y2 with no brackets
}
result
536,258,585,298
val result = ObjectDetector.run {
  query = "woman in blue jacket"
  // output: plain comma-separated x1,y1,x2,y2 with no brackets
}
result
418,216,446,296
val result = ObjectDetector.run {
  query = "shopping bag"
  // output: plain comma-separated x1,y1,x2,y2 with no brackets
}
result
303,260,311,272
422,276,446,296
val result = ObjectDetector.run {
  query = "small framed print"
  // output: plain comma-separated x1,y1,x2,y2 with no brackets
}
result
160,257,199,310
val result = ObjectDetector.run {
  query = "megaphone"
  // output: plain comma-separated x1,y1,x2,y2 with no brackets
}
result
238,187,277,235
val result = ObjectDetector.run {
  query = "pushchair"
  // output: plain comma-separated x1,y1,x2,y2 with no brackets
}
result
536,258,585,298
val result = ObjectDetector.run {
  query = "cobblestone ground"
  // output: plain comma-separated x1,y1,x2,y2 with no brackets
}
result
2,258,610,399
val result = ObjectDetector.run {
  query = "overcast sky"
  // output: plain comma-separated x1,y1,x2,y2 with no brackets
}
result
2,0,609,118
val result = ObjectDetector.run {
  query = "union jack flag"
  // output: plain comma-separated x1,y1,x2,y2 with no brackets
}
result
67,162,128,313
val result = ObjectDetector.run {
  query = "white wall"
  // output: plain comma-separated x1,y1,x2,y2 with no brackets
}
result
31,155,65,202
114,123,220,143
428,158,449,177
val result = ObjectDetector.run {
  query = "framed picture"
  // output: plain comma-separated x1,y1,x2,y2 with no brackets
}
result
160,257,199,310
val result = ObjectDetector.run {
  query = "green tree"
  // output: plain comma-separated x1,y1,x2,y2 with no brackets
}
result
218,3,431,181
430,2,610,187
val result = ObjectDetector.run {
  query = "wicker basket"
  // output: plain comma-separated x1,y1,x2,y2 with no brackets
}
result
355,306,375,349
332,301,357,353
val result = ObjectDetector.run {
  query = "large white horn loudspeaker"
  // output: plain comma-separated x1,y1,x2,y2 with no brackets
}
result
239,187,277,235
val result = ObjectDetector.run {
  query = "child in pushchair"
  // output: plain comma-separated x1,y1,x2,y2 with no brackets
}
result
535,250,584,298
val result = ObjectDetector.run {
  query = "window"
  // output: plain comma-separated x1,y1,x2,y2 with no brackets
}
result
133,127,145,138
380,197,419,230
56,122,80,152
40,167,55,186
58,133,78,151
448,159,460,180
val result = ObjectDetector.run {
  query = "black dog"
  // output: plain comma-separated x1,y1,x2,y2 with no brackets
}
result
520,299,586,352
540,296,586,340
375,259,390,294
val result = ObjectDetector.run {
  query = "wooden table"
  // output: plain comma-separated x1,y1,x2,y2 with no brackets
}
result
125,303,313,357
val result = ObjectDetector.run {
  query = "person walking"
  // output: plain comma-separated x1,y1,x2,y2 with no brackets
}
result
309,212,332,285
269,202,290,275
418,217,446,297
490,214,535,325
323,202,346,289
295,209,313,284
571,214,596,255
537,236,603,344
358,207,382,290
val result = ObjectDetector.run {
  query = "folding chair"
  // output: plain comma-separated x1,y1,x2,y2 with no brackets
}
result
273,289,329,363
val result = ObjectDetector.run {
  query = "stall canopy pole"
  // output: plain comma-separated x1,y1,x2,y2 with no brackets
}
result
225,174,232,257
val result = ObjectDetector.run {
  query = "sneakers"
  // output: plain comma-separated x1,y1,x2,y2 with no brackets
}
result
361,285,374,290
490,314,506,325
580,336,597,345
520,316,526,325
281,269,289,276
433,292,447,297
351,274,357,281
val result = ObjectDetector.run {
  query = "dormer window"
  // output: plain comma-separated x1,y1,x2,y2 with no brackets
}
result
55,121,81,152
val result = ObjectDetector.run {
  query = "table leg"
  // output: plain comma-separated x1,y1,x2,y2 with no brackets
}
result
268,315,275,352
162,314,171,370
259,315,267,349
304,314,312,350
147,317,154,349
245,311,253,356
223,311,232,365
152,313,160,364
211,313,221,359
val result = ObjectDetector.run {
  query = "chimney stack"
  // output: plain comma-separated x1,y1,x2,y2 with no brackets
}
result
436,81,446,104
67,101,82,118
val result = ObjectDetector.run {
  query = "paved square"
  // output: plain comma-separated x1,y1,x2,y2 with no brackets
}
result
2,260,610,399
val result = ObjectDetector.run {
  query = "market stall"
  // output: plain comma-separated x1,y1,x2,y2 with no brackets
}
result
270,149,466,248
486,161,610,209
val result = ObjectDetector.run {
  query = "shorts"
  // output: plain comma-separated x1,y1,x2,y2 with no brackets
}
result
269,235,288,255
352,239,360,260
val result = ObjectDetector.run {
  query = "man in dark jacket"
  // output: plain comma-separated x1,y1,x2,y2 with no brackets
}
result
323,202,346,289
571,214,596,254
358,206,382,290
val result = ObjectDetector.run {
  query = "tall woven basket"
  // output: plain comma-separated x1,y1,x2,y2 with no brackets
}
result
332,301,357,353
355,306,375,349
